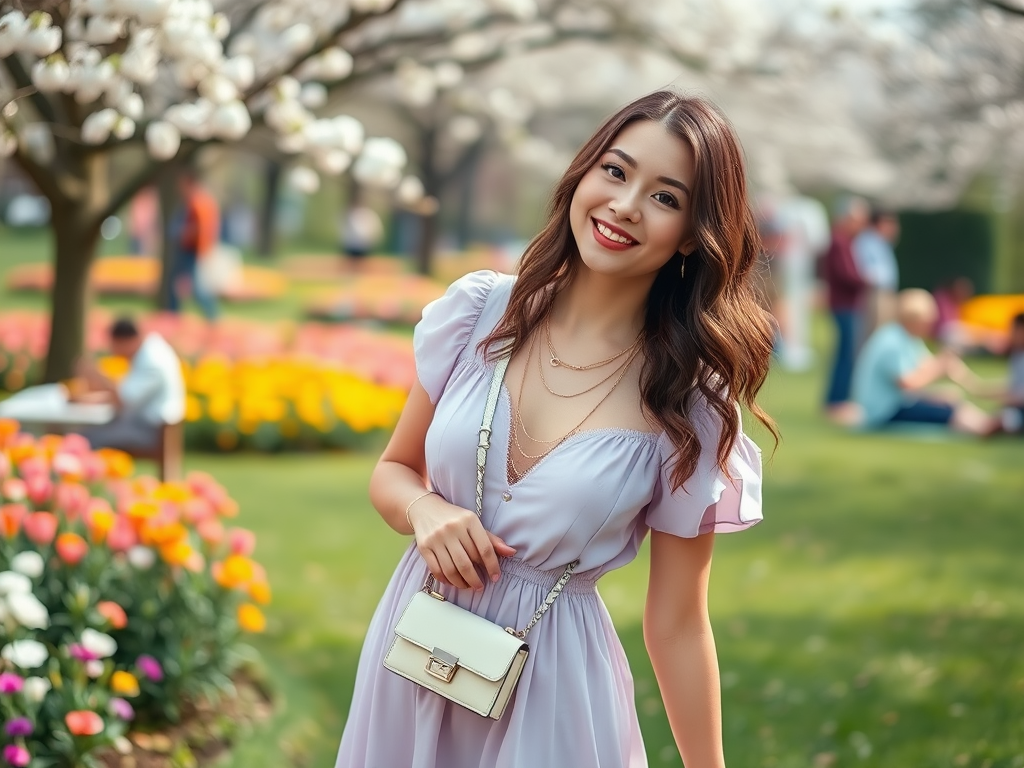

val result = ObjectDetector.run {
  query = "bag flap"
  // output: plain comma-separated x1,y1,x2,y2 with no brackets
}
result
395,592,526,681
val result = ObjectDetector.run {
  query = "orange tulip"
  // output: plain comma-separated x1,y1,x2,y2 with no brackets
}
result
0,418,19,448
65,710,104,736
0,503,26,538
87,509,115,544
248,581,272,605
237,603,266,633
56,532,88,565
215,555,254,589
159,540,193,567
23,511,58,545
97,601,128,630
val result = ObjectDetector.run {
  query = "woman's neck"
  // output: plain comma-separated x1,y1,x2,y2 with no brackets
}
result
550,268,653,343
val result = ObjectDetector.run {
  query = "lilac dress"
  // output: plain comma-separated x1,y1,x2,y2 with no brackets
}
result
335,271,763,768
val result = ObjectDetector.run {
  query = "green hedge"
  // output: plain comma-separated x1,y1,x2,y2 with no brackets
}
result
895,210,993,293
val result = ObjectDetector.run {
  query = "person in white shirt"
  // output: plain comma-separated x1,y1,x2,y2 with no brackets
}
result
73,318,186,451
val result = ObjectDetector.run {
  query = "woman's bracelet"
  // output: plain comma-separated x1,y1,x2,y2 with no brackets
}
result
404,490,435,531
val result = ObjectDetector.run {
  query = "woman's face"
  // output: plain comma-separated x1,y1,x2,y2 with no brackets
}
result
569,120,696,281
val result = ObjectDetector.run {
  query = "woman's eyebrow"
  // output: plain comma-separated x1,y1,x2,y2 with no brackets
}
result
608,148,690,196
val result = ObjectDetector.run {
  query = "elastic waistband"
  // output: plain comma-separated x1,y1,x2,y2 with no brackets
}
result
499,556,598,596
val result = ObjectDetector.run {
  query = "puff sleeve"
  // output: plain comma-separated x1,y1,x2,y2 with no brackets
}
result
645,404,763,538
413,270,500,404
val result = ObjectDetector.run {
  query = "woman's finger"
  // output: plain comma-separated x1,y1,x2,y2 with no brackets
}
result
447,541,485,590
419,549,449,587
436,547,472,590
468,525,502,583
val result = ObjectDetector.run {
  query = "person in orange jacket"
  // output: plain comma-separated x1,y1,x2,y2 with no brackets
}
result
168,168,220,319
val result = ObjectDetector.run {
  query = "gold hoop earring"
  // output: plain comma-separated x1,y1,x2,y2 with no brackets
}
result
680,257,686,280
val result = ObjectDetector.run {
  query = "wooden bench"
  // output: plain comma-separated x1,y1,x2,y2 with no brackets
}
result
126,421,184,482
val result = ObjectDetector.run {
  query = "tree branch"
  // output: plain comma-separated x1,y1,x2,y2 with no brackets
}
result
980,0,1024,16
102,142,199,219
1,54,60,125
11,147,62,202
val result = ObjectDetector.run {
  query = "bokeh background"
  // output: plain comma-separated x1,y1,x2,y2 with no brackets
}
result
2,0,1023,766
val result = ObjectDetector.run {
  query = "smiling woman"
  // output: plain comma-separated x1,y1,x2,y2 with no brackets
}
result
333,92,776,768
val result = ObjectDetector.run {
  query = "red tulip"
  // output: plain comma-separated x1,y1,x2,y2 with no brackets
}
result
56,532,88,565
23,511,58,545
25,476,53,506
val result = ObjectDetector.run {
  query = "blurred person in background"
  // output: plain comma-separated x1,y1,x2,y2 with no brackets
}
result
997,312,1024,435
168,168,220,319
933,276,976,353
853,207,900,348
823,195,869,423
851,289,996,435
128,186,158,257
71,317,185,451
339,191,384,273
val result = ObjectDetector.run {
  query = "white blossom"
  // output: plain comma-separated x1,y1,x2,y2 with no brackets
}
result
315,148,351,175
6,592,50,629
318,47,354,80
210,12,230,40
22,676,51,702
288,165,320,194
32,56,71,92
434,61,464,89
397,175,425,206
10,551,45,579
199,74,238,104
145,120,181,160
24,12,62,57
222,56,255,90
120,92,144,120
113,115,135,140
134,0,174,26
0,11,28,59
282,23,314,55
448,114,482,144
81,628,117,658
2,639,49,669
353,136,407,189
300,82,328,109
83,15,124,45
81,108,119,144
0,571,32,596
210,101,251,140
333,115,364,155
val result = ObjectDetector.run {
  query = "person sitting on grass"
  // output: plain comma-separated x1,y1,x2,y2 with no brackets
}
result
851,288,998,435
997,312,1024,435
71,317,185,451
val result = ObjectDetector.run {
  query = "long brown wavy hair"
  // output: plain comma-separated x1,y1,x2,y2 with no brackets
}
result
480,91,776,491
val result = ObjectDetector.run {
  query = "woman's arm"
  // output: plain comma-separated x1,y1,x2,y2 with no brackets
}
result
645,528,724,768
369,380,515,590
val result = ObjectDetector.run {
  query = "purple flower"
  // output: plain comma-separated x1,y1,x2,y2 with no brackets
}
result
4,717,32,737
2,744,30,768
0,673,23,694
136,654,163,682
107,697,135,721
69,644,99,662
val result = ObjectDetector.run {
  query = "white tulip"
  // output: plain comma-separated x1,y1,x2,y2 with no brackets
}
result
0,571,32,596
396,175,425,206
10,551,45,579
145,120,180,160
318,47,353,80
113,115,135,140
2,639,49,669
300,82,328,109
6,592,50,630
222,56,254,89
210,101,251,140
315,149,351,176
0,11,28,59
32,57,70,92
332,115,364,155
127,545,156,570
81,628,117,658
81,108,118,144
22,676,51,702
288,165,320,194
199,74,237,104
83,15,123,45
434,61,464,89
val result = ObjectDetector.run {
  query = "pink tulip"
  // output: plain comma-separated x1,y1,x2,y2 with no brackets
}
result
197,519,225,546
16,455,47,482
24,511,58,545
52,452,84,479
2,744,30,767
0,452,10,482
81,453,105,483
105,516,137,552
181,497,214,524
228,528,256,556
55,482,90,520
60,433,91,455
25,476,53,506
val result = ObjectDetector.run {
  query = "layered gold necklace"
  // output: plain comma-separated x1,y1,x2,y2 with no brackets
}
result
507,322,641,484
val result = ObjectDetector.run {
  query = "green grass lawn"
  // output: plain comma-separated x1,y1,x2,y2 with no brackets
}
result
3,226,1023,767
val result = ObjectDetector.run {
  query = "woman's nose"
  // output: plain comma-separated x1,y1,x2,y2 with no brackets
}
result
608,189,641,223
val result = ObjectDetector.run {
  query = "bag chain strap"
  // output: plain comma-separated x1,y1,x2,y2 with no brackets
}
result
422,354,578,639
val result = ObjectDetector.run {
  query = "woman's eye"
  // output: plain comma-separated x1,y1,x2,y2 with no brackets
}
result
653,192,679,208
601,163,625,180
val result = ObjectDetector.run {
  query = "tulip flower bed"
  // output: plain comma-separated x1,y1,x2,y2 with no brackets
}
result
305,273,447,325
5,258,287,302
0,420,271,767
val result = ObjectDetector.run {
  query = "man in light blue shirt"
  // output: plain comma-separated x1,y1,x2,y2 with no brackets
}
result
852,289,996,434
853,208,900,346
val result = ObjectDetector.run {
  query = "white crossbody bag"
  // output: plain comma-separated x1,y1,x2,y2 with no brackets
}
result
383,356,578,720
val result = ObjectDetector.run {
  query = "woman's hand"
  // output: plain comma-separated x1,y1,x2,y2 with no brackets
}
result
408,494,516,590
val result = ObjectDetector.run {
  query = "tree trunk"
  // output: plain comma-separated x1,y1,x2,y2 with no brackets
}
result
455,140,484,249
414,124,439,276
44,212,100,383
414,213,438,276
256,159,281,257
156,166,179,309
